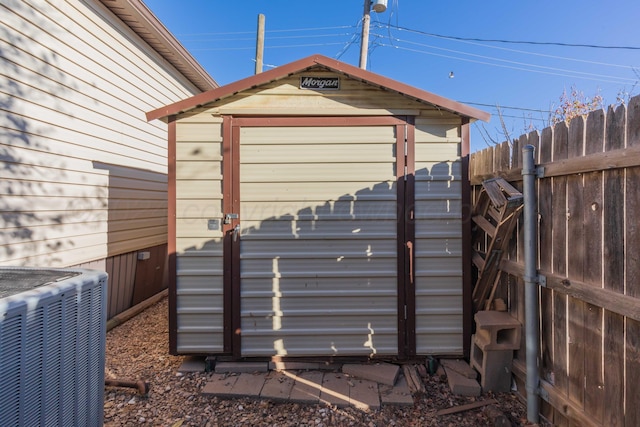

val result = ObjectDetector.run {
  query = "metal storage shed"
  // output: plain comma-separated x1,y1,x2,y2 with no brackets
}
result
147,54,490,360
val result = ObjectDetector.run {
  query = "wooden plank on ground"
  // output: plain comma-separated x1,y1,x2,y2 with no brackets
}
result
435,399,497,416
402,365,425,394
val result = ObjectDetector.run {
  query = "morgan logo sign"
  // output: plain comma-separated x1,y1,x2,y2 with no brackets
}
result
300,76,340,90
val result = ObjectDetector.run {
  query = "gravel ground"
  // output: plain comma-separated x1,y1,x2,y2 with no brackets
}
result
104,297,535,426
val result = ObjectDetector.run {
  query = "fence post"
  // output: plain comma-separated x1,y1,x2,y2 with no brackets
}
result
522,145,540,423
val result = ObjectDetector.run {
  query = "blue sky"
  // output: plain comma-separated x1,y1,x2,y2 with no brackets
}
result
144,0,640,152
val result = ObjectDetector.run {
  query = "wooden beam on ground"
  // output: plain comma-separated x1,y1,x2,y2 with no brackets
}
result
402,364,425,394
435,399,497,416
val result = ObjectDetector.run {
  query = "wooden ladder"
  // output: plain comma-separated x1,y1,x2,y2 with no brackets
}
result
471,178,524,312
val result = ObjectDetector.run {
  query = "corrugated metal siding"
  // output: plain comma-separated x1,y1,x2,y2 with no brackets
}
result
413,117,464,355
0,0,199,267
174,117,224,353
239,125,398,357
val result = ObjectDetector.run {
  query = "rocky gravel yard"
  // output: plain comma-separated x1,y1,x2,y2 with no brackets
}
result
104,297,535,426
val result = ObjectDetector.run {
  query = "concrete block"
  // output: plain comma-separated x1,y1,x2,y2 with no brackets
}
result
178,356,206,373
349,379,380,411
379,375,414,406
342,362,400,386
202,373,238,397
440,359,477,379
214,361,268,373
470,338,513,393
320,373,350,407
474,310,522,350
443,366,481,396
289,371,323,404
260,372,294,402
227,373,266,398
268,361,340,371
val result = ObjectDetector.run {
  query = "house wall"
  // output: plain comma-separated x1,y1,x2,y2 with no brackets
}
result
1,0,201,267
1,0,202,314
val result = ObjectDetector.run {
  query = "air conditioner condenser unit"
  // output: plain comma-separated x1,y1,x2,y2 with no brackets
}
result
0,267,108,427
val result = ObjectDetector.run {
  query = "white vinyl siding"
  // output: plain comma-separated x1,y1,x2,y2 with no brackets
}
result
1,0,200,266
414,117,464,355
174,116,224,353
239,125,398,357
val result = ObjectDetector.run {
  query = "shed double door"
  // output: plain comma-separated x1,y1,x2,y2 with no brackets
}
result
225,117,413,357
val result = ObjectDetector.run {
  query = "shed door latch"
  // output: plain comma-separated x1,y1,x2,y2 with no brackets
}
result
224,213,239,224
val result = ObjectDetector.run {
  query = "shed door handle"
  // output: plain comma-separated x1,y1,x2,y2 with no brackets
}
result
233,224,240,242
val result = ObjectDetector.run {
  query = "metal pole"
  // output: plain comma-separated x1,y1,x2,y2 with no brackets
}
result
359,0,371,69
522,145,540,423
255,14,265,74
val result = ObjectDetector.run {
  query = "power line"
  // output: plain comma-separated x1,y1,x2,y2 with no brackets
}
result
182,32,354,43
458,102,552,113
435,36,639,70
376,23,640,50
191,42,345,52
372,34,637,83
178,25,356,37
376,43,634,85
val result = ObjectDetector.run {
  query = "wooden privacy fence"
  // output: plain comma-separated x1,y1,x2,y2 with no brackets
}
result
469,95,640,427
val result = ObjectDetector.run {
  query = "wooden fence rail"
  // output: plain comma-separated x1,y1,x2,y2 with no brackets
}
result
469,94,640,427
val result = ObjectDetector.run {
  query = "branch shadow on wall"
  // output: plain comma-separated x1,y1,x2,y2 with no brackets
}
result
1,3,85,265
92,161,169,318
182,161,462,357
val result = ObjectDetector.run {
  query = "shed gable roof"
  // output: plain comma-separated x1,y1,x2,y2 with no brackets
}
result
146,54,490,122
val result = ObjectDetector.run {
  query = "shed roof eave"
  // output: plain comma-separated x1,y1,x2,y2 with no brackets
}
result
146,54,490,122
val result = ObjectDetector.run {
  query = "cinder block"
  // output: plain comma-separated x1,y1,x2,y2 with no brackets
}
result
214,361,269,373
379,376,414,406
470,337,513,393
440,359,477,379
443,366,481,396
474,310,522,351
178,356,206,373
269,361,340,371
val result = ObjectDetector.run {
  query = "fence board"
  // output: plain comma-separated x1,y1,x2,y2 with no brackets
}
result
581,110,606,422
626,100,640,427
538,127,554,382
602,106,625,427
565,116,586,410
629,96,640,145
551,122,570,406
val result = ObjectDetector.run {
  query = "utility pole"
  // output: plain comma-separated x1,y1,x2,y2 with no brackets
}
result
359,0,386,70
255,13,265,74
358,0,371,69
